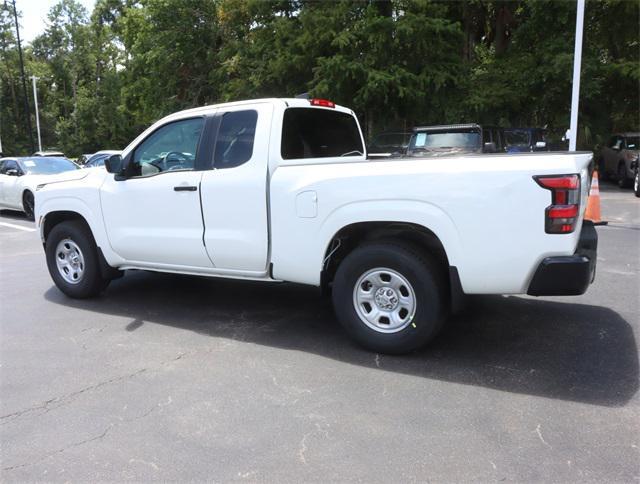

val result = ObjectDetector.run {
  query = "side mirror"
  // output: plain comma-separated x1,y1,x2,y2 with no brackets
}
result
535,141,547,149
483,142,497,153
104,154,123,174
6,169,20,176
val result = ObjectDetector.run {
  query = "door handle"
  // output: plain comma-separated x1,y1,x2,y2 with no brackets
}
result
174,185,197,192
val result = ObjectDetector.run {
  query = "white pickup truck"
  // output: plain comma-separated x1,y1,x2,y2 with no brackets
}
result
35,98,598,354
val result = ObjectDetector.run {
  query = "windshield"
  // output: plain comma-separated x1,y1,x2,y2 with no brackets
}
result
408,131,481,152
504,130,531,147
19,157,79,175
626,136,640,150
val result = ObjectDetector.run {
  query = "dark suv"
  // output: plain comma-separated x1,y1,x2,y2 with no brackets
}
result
503,128,549,153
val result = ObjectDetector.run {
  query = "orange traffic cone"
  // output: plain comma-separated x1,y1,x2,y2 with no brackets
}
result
584,170,602,223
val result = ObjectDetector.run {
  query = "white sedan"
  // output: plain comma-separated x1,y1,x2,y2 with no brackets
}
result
0,157,81,220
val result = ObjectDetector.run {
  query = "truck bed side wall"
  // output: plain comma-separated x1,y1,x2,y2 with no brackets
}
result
270,153,592,294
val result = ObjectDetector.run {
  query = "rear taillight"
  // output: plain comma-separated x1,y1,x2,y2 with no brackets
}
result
534,174,581,234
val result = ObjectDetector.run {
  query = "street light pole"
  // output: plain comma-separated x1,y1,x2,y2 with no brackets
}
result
0,78,3,154
11,0,34,154
569,0,585,152
31,76,42,152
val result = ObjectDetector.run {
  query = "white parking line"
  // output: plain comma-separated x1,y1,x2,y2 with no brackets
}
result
0,222,36,232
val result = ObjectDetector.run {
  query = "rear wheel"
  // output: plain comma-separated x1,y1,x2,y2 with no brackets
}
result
332,242,446,354
618,162,631,188
634,166,640,198
45,221,109,298
22,190,34,220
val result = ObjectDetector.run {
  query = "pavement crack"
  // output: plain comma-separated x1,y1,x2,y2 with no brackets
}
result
2,350,188,426
2,424,114,472
0,369,147,425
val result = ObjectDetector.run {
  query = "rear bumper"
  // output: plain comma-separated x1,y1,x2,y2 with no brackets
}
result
527,221,598,296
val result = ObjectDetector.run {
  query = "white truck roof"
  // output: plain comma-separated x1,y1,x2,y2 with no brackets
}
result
159,98,355,124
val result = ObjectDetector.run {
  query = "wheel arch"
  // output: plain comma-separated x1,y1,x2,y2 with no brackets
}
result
42,210,92,244
321,221,465,313
41,209,122,280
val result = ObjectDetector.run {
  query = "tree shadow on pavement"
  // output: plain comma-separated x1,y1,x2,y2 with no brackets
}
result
44,270,639,407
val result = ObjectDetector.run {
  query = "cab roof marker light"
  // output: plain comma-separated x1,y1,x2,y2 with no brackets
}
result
310,99,335,108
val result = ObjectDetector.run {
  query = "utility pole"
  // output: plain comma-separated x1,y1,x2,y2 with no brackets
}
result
31,76,42,152
0,78,3,154
569,0,585,152
11,0,35,154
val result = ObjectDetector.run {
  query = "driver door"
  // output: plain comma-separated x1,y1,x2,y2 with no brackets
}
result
100,116,213,268
0,159,23,209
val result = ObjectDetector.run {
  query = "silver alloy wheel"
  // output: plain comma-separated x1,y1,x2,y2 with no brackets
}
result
352,267,416,333
634,170,639,192
55,238,85,284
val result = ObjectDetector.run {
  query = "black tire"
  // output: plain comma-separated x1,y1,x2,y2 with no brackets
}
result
617,162,631,188
634,167,640,198
332,242,446,354
45,221,109,298
22,190,35,221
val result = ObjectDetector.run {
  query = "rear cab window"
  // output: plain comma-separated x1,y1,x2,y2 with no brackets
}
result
281,107,364,160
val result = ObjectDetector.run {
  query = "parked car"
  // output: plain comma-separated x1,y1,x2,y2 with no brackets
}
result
599,132,640,188
77,154,94,165
0,156,81,220
405,124,502,156
83,150,121,169
368,131,412,157
503,128,548,153
32,151,66,157
35,98,597,354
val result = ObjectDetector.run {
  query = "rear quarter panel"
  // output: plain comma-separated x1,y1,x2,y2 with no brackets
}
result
270,152,592,294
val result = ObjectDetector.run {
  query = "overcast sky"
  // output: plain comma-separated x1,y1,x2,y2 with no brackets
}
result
16,0,97,43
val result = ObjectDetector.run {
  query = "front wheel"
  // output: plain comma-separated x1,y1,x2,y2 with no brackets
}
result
634,167,640,198
332,242,446,354
22,190,35,220
45,221,109,298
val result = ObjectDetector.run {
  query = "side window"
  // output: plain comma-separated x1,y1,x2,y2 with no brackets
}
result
214,110,258,169
131,118,204,177
2,160,18,174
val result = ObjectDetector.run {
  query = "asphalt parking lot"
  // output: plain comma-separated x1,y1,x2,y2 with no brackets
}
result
1,182,639,482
